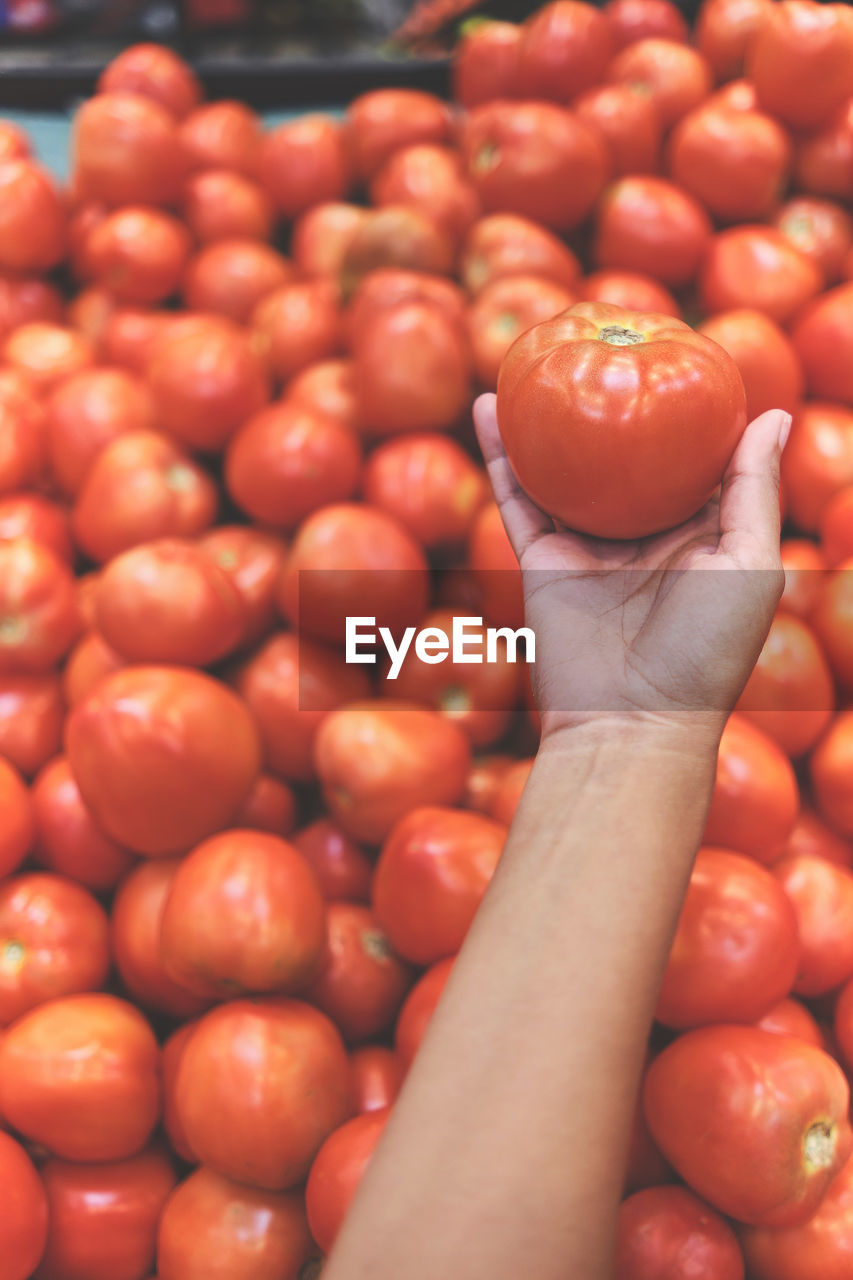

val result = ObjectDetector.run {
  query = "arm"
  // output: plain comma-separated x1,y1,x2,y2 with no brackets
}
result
323,397,790,1280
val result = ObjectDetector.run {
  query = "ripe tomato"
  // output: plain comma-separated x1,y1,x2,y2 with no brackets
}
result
735,612,834,755
160,830,326,998
466,274,576,390
291,202,367,279
304,902,412,1042
468,500,524,631
341,206,455,293
515,1,612,100
182,168,273,243
371,144,481,245
174,997,352,1189
3,322,94,393
87,206,190,305
0,1130,48,1280
98,42,200,119
461,101,608,233
702,227,822,323
782,403,853,533
0,369,46,495
0,119,29,162
111,859,212,1019
0,873,110,1026
607,38,713,127
363,433,487,549
812,710,853,835
345,268,466,345
0,274,63,337
72,93,186,207
292,819,372,903
157,1167,314,1280
0,159,66,273
305,1109,390,1254
314,704,471,845
835,978,853,1070
784,805,852,868
288,358,357,432
460,213,581,295
252,279,341,383
159,1020,197,1163
615,1186,745,1280
579,271,679,317
695,0,773,80
792,283,853,404
0,539,80,675
36,1144,177,1280
489,757,535,825
0,494,73,563
794,100,853,203
234,773,297,836
260,115,350,218
350,1046,402,1114
0,757,33,878
811,560,853,690
574,83,662,178
668,105,791,223
703,715,799,864
46,367,154,497
345,89,452,181
822,488,853,566
395,956,454,1071
65,665,261,856
62,631,126,708
100,304,171,374
373,806,505,965
0,674,63,777
463,753,515,815
183,238,292,325
644,1025,852,1227
774,197,853,285
780,539,827,618
452,20,521,109
0,993,160,1161
31,754,133,890
774,854,853,995
739,1154,853,1280
196,524,286,648
496,301,746,539
748,0,853,130
656,848,800,1028
756,997,824,1047
179,100,262,176
593,176,711,287
697,310,803,419
606,0,688,47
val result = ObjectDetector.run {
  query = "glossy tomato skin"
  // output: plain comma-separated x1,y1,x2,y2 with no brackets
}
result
461,101,609,233
371,144,481,246
183,238,292,325
0,993,161,1161
31,754,134,891
395,956,454,1071
65,665,261,856
697,310,803,420
735,612,834,756
73,93,186,207
305,1109,390,1254
515,0,612,101
3,322,94,393
701,227,822,325
179,100,262,176
606,0,688,46
304,902,412,1042
363,433,487,549
607,38,712,127
461,213,581,295
643,1025,852,1227
98,42,200,119
667,104,791,223
452,21,521,109
46,367,154,497
346,89,452,181
0,159,66,272
695,0,772,80
159,830,327,998
466,273,577,390
579,271,679,318
655,848,800,1028
174,997,352,1190
574,83,662,178
792,283,853,405
496,301,747,539
703,715,799,863
0,873,110,1026
0,674,64,777
748,0,853,130
350,1045,402,1113
373,806,506,965
182,168,273,243
739,1154,853,1280
0,1130,48,1280
615,1186,745,1280
774,854,853,995
87,206,191,305
0,539,80,676
261,115,350,218
314,704,471,846
774,196,853,285
157,1167,315,1280
782,403,853,533
756,997,824,1048
794,100,853,204
197,524,286,650
291,819,373,903
36,1144,177,1280
593,176,711,287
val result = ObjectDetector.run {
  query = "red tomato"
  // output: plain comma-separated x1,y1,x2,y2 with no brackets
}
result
466,273,576,390
291,202,367,279
784,805,852,868
174,997,352,1189
748,0,853,130
460,213,581,295
655,848,800,1028
697,310,803,420
182,168,273,243
0,1130,48,1280
341,206,455,293
350,1045,402,1113
703,715,799,864
812,710,853,835
179,100,262,176
782,403,853,533
98,43,200,119
234,773,297,836
774,854,853,995
792,283,853,405
606,0,688,47
461,100,608,233
160,1021,197,1163
157,1167,314,1280
292,819,372,903
735,612,834,755
0,119,30,162
756,997,824,1048
373,806,505,965
146,316,270,452
111,859,212,1019
31,755,133,892
46,367,154,497
0,993,160,1161
304,902,412,1042
774,197,853,285
811,560,853,690
794,100,853,204
593,176,711,287
0,539,80,675
86,206,190,305
579,270,680,317
193,524,284,649
260,115,350,218
496,301,746,539
644,1024,852,1227
834,977,853,1070
468,500,524,631
282,359,358,433
234,633,370,783
822,488,853,566
607,38,713,127
183,238,292,325
515,0,612,101
668,105,791,223
345,89,452,181
696,0,773,81
701,226,823,324
0,674,63,777
463,753,515,815
160,830,326,998
740,1154,853,1280
65,665,260,857
101,305,171,374
489,757,534,826
3,322,94,393
0,273,63,338
452,20,521,109
314,704,471,846
624,1097,673,1195
780,539,827,618
0,757,33,878
0,494,73,563
574,83,662,177
0,159,66,272
615,1186,745,1280
371,144,481,245
0,874,110,1027
395,956,454,1071
0,369,47,495
61,631,126,709
345,267,466,344
72,93,186,207
36,1144,176,1280
252,281,341,385
305,1109,389,1254
363,433,487,550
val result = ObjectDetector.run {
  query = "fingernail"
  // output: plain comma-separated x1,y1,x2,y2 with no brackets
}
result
778,412,793,451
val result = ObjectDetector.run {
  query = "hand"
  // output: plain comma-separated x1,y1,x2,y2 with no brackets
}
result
474,393,789,750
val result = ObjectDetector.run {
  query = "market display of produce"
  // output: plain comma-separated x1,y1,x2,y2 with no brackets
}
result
3,3,853,1276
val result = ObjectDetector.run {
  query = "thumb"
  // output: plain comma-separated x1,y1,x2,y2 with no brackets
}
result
718,408,791,569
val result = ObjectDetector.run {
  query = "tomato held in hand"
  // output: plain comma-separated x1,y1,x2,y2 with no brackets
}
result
615,1186,745,1280
496,301,747,539
643,1024,852,1227
0,1130,48,1280
305,1109,390,1254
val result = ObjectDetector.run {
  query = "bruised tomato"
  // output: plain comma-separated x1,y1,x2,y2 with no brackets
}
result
362,433,488,549
698,310,803,419
496,301,747,539
305,1109,389,1254
593,176,711,287
615,1186,745,1280
703,715,799,863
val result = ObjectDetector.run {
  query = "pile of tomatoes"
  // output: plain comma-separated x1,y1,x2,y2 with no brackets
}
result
3,3,853,1276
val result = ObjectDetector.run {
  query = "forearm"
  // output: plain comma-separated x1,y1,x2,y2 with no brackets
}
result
323,719,720,1280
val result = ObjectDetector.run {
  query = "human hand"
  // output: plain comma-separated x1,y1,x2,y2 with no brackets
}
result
474,393,790,751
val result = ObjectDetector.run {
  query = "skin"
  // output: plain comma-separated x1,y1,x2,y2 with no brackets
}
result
324,393,789,1280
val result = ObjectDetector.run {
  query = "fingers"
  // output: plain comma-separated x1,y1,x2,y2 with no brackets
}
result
473,392,553,559
717,408,790,569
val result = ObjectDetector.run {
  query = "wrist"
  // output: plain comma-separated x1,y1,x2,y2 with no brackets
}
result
536,710,724,770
